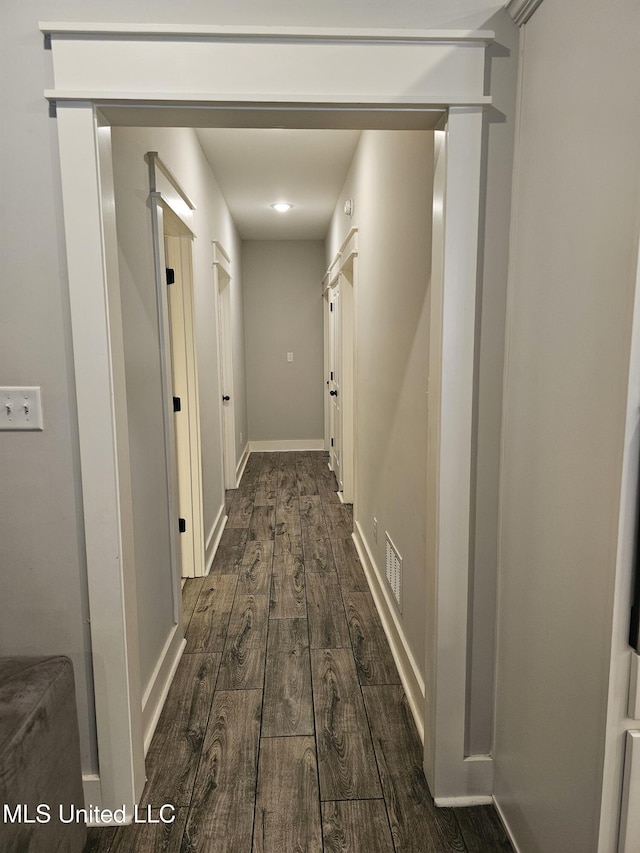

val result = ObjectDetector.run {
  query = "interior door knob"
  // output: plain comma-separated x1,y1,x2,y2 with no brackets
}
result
222,395,230,402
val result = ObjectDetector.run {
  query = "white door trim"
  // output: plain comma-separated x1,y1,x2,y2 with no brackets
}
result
427,110,493,802
148,152,205,580
148,201,181,613
324,228,357,505
45,25,492,808
55,106,146,809
213,242,237,490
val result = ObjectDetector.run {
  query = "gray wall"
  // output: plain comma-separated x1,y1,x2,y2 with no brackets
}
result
111,131,175,694
243,241,325,443
493,0,640,850
327,130,435,681
111,126,245,691
327,50,517,755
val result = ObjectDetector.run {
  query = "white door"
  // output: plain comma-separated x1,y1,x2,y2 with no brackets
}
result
164,229,204,580
329,283,343,490
165,237,197,577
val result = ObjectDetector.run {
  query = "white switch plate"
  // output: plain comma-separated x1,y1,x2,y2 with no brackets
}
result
0,387,44,431
287,352,294,362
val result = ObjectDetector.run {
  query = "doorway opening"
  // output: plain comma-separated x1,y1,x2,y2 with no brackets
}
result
47,19,490,812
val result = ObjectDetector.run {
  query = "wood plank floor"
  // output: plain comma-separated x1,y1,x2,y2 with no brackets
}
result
84,451,513,853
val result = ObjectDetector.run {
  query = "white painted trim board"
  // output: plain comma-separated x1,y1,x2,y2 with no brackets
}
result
41,23,495,41
141,625,186,754
82,774,102,811
236,443,250,485
205,503,228,575
493,796,524,853
353,521,425,742
249,439,324,452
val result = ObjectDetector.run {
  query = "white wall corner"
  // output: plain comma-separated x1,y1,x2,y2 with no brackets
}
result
506,0,545,27
352,521,425,742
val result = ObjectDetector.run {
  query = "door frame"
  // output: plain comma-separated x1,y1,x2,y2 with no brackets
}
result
324,227,357,506
148,154,204,585
328,281,342,486
163,232,205,579
45,22,491,810
213,242,237,490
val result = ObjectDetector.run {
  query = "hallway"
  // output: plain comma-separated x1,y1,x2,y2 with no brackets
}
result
85,451,511,853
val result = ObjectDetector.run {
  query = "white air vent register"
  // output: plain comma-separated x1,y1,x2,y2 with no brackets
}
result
385,533,402,611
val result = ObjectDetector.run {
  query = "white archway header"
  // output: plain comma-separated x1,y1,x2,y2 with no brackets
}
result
42,23,492,109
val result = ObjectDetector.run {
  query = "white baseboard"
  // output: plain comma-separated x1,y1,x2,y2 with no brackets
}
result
352,520,425,742
205,502,226,551
205,503,228,575
141,626,186,755
249,439,324,452
493,796,523,853
435,794,494,807
236,443,250,484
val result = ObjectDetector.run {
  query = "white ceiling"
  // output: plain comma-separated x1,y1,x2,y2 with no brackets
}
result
195,128,361,240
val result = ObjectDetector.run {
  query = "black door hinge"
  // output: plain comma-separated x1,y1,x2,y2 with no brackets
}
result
166,268,175,285
330,371,334,380
173,396,181,412
179,518,186,534
331,438,334,447
330,302,333,312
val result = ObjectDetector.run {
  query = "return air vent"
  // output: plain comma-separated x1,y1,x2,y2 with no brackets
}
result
385,533,402,611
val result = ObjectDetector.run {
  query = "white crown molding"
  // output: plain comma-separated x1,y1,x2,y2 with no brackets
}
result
506,0,545,27
40,22,494,42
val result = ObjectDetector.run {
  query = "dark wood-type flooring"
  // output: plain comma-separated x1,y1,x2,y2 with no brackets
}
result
85,451,513,853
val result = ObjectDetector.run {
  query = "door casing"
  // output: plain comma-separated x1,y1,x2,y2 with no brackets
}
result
324,227,357,506
45,22,491,811
328,283,342,487
213,242,237,490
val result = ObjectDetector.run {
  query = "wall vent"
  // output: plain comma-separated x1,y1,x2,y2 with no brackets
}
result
385,533,402,611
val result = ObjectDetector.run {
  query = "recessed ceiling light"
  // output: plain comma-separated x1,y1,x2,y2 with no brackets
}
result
271,202,293,213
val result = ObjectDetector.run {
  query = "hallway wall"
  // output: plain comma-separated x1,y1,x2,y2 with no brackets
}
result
327,130,434,689
243,240,325,445
111,126,245,694
326,11,518,760
493,0,640,850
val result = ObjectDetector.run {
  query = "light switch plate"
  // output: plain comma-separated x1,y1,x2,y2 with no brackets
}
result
0,387,44,430
287,352,294,362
